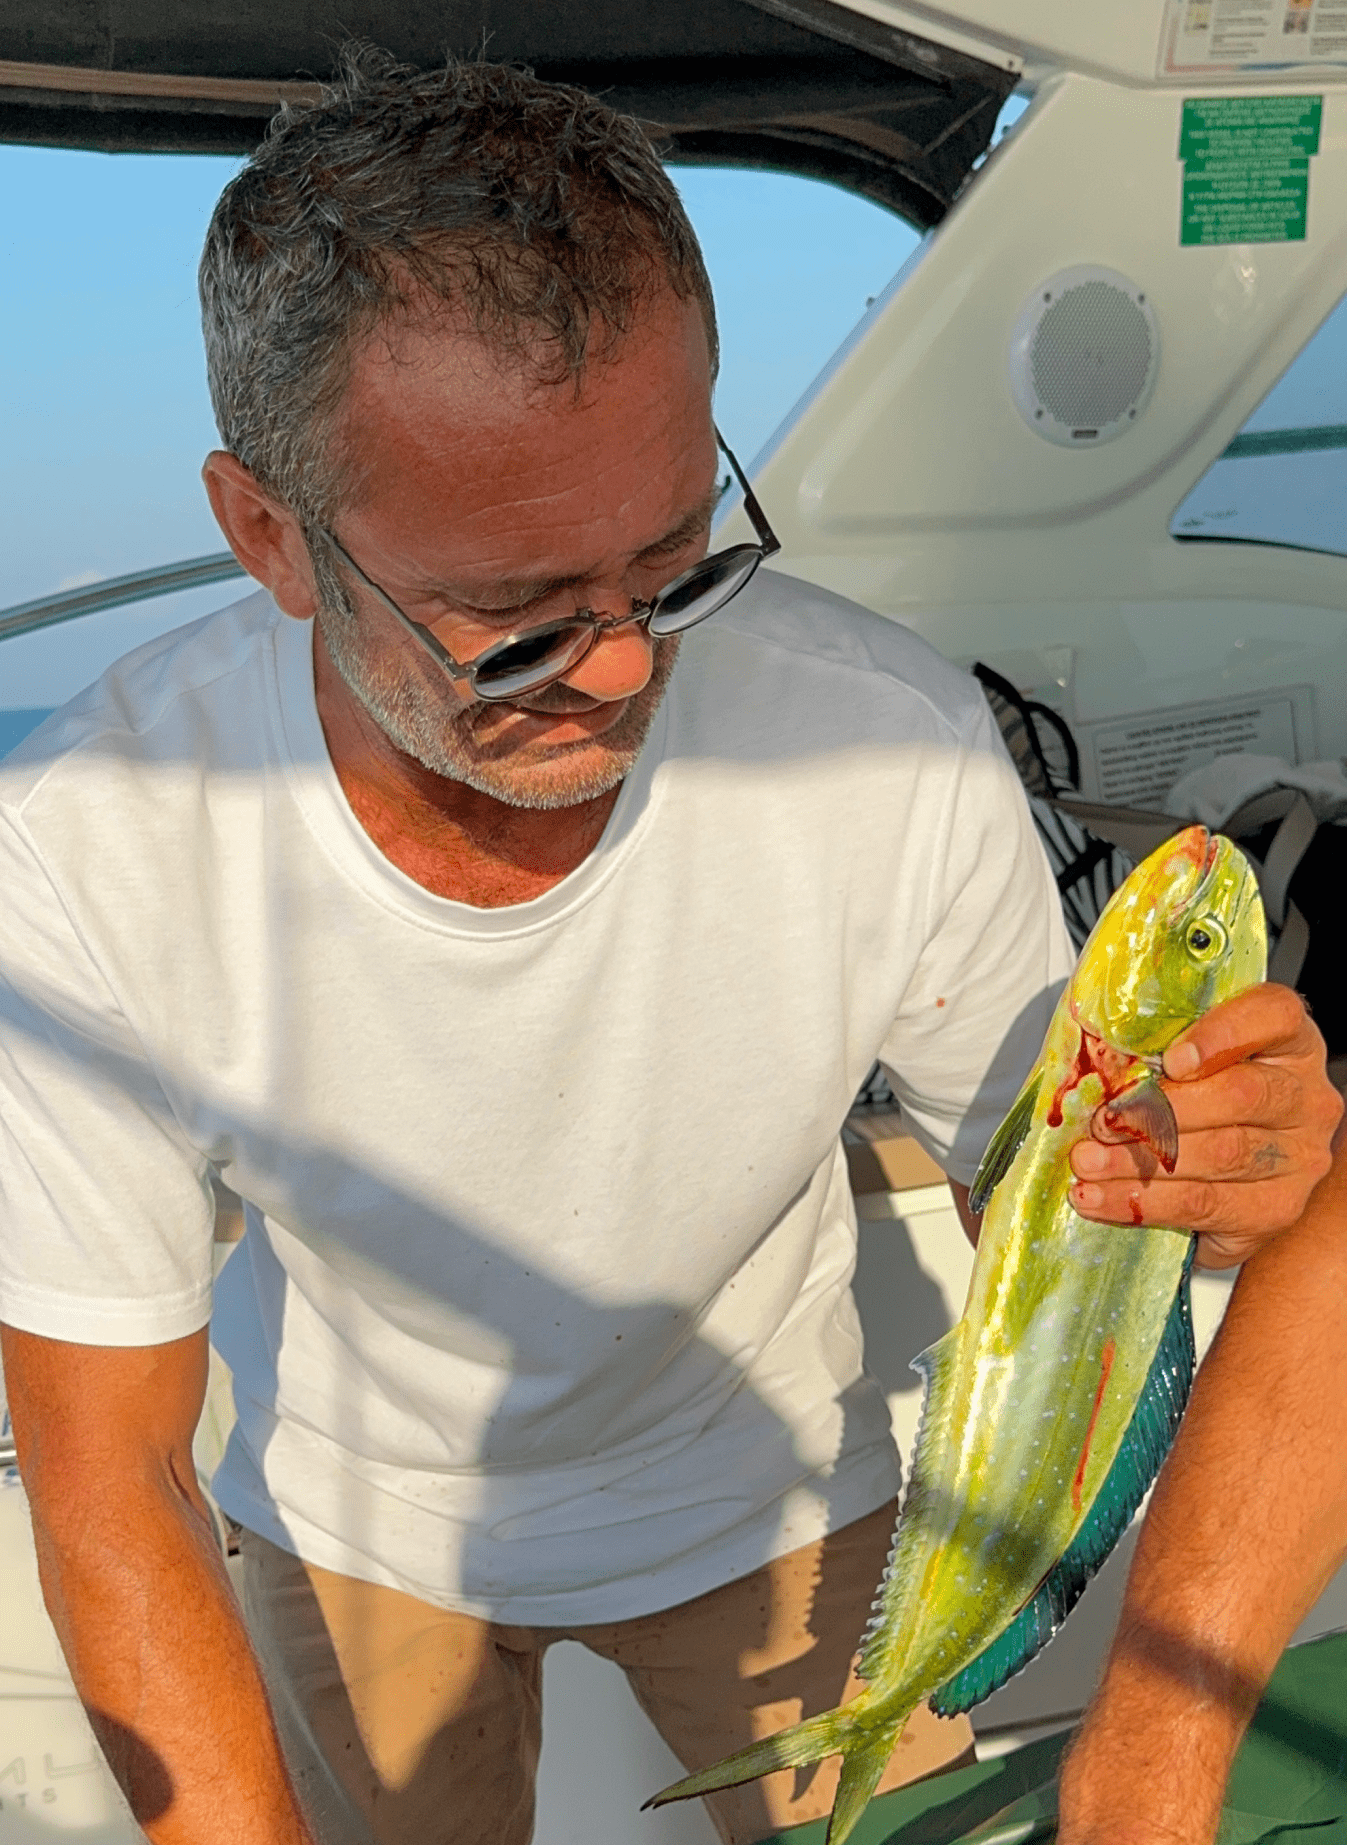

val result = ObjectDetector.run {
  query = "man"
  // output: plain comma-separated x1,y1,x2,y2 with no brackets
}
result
0,50,1339,1845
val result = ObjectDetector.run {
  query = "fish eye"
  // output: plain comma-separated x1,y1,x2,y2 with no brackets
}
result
1186,917,1226,959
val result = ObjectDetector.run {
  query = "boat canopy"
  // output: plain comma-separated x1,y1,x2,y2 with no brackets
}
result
0,0,1016,225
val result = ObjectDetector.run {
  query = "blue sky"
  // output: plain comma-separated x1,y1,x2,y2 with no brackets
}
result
0,146,919,712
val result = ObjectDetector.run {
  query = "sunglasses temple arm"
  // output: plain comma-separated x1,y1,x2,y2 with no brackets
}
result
714,429,782,561
322,532,473,685
376,590,474,684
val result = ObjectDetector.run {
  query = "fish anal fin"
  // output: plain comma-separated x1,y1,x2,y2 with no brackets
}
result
970,1068,1043,1215
1093,1072,1179,1173
931,1250,1197,1718
929,1588,1058,1719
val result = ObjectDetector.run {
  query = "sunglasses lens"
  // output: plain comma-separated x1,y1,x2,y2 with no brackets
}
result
470,538,767,697
471,622,594,700
647,547,763,637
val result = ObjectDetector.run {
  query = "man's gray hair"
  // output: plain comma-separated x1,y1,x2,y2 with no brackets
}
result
199,46,718,525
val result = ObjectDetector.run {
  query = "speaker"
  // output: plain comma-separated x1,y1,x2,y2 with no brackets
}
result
1009,267,1159,446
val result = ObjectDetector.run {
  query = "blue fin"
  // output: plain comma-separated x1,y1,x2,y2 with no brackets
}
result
931,1243,1196,1717
969,1068,1043,1214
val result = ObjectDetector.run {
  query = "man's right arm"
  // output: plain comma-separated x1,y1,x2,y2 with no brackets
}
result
1,1322,314,1845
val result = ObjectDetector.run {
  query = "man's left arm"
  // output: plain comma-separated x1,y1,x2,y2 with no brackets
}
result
1057,1105,1347,1844
1051,984,1345,1843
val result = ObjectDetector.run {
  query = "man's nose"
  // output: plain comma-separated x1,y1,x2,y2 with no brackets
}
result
562,611,655,702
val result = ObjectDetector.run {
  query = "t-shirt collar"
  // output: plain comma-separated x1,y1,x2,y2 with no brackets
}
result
267,605,670,937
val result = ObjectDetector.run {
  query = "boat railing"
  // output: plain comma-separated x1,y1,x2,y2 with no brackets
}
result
0,552,247,643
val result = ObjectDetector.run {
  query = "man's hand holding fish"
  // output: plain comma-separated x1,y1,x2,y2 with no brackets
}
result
1070,979,1341,1269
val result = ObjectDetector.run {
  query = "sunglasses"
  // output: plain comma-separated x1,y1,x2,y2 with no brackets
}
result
317,430,779,703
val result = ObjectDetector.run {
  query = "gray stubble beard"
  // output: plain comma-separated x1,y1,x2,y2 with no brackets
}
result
310,548,680,811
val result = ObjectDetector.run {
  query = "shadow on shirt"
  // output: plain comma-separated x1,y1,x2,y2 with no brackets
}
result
0,964,1059,1829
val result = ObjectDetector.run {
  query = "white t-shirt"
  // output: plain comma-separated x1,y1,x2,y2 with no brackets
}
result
0,571,1070,1623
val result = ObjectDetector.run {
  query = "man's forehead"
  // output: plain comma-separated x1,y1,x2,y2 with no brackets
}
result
350,309,543,427
423,482,723,610
344,288,708,440
335,292,716,571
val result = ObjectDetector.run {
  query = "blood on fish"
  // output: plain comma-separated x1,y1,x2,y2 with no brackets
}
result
1128,1192,1144,1226
1046,1026,1143,1129
1047,1030,1096,1128
1072,1338,1116,1512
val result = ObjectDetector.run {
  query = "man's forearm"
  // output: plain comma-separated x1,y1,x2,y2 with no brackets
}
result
1058,1130,1347,1844
29,1468,313,1845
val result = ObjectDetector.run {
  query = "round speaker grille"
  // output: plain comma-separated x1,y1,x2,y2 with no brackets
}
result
1009,267,1160,447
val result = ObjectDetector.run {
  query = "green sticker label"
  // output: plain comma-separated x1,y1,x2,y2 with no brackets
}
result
1179,95,1322,163
1179,95,1321,245
1182,162,1310,244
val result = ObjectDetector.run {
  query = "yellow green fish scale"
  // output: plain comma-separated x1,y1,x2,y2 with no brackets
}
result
857,1001,1192,1709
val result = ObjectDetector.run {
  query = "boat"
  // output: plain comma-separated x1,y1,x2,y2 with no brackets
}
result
2,2,1346,1837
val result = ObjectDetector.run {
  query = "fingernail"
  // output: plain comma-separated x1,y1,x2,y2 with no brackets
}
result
1073,1142,1108,1175
1165,1041,1201,1078
1073,1183,1103,1211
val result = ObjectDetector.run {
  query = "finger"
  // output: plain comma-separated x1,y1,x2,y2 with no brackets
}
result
1069,1170,1312,1245
1162,983,1319,1081
1073,1122,1296,1186
1159,1058,1307,1135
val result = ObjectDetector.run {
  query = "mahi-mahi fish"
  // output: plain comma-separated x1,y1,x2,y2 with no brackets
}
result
649,826,1266,1844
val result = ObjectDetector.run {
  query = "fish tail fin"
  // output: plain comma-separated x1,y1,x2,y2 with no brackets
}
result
825,1719,906,1845
644,1701,898,1816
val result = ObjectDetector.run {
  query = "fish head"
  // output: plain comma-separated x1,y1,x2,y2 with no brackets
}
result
1070,826,1267,1059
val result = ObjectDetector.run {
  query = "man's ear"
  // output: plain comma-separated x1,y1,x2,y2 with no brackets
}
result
202,452,320,622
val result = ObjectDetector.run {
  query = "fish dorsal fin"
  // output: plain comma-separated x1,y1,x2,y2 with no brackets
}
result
969,1067,1043,1215
930,1245,1197,1717
858,1324,967,1683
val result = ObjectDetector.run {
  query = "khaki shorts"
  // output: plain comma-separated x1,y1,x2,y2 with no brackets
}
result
239,1501,974,1845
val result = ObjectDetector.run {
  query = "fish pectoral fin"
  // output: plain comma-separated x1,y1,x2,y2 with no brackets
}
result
1092,1071,1179,1174
969,1066,1043,1214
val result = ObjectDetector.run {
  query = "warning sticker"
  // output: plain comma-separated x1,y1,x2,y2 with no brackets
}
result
1161,0,1347,76
1179,95,1321,244
1182,158,1311,242
1179,92,1323,158
1079,689,1312,808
